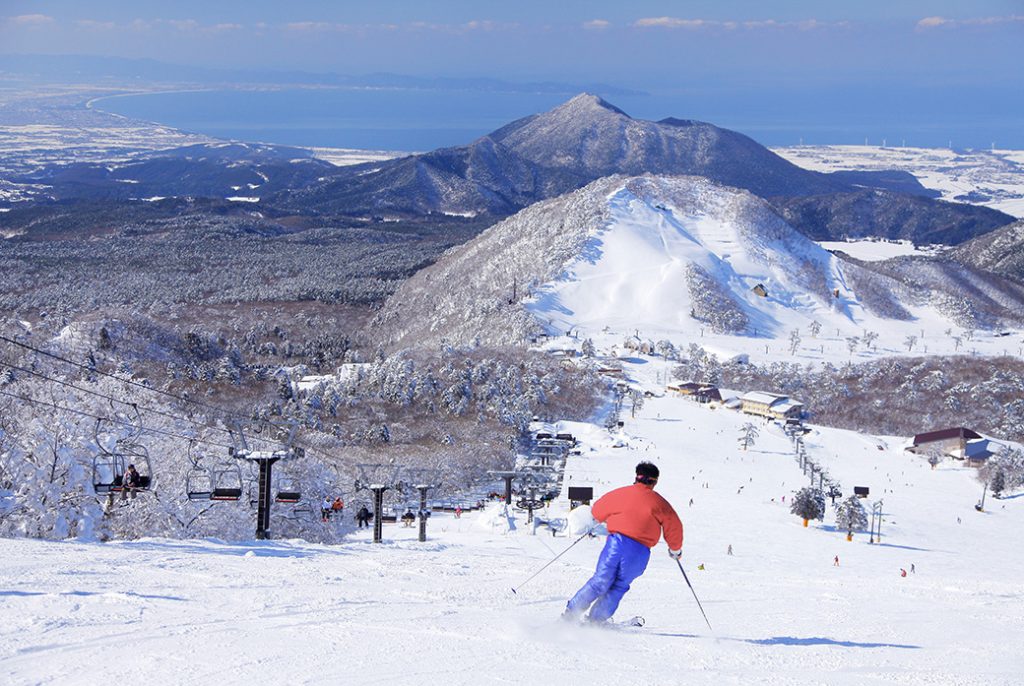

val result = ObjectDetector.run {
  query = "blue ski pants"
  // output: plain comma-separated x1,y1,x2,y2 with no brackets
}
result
566,533,651,622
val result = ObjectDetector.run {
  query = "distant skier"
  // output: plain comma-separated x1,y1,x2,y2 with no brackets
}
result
727,544,733,556
834,555,840,567
900,568,907,577
321,496,332,522
356,506,371,528
911,563,915,574
563,461,683,625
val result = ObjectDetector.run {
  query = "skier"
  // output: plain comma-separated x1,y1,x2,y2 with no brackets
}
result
727,544,733,556
332,497,344,514
900,568,907,577
911,563,915,574
563,462,683,625
321,496,332,522
356,506,371,529
834,555,840,567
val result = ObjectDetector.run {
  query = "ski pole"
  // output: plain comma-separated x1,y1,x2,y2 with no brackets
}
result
676,559,713,632
511,529,591,595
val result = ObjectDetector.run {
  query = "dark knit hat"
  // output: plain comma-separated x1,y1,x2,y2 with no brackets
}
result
635,461,659,484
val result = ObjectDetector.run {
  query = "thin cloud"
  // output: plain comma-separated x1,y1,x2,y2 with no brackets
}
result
583,19,611,30
285,21,344,32
634,17,714,29
917,15,1024,30
5,14,55,27
634,16,844,31
75,19,117,31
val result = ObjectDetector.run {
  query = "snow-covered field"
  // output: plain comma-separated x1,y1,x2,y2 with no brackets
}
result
308,146,406,166
816,239,942,262
3,350,1021,685
774,144,1024,218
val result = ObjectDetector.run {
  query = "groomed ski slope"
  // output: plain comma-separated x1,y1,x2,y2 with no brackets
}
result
2,354,1022,685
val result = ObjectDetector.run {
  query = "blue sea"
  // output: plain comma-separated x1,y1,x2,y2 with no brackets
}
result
95,86,1024,152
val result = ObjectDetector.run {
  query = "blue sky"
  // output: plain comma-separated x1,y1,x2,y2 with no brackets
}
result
1,2,1022,147
1,1,1021,87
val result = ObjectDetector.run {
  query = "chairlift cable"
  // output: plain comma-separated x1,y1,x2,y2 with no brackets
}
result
0,389,234,450
0,334,328,460
0,359,236,438
0,333,252,422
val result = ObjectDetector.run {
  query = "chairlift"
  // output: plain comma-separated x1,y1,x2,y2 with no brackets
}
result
185,469,213,501
274,472,301,503
92,409,152,495
210,464,244,501
92,443,152,494
185,440,213,501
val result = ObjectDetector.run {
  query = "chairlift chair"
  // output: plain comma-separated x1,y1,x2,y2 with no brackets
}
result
210,464,244,501
275,473,302,503
185,469,213,501
92,453,126,495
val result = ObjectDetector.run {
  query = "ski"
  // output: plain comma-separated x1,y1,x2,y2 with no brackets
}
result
562,615,645,630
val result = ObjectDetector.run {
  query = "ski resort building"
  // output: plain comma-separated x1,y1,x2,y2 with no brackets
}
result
667,382,722,404
964,439,1002,468
905,427,983,459
740,391,804,420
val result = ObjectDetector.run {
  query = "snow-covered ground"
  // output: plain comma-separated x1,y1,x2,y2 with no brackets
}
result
308,146,406,167
3,349,1022,685
816,239,943,262
774,144,1024,218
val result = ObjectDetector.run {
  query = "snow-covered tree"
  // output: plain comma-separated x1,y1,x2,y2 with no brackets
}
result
630,390,645,418
789,329,801,356
904,335,918,352
834,495,868,538
738,422,759,451
846,336,859,358
980,446,1024,498
581,338,596,358
790,487,825,525
808,320,822,338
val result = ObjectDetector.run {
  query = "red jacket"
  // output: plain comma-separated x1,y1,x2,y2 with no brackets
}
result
591,483,683,550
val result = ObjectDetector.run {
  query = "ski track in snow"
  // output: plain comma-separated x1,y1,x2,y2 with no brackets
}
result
2,362,1023,685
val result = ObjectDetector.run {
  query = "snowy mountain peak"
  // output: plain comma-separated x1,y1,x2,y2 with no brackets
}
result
552,92,631,118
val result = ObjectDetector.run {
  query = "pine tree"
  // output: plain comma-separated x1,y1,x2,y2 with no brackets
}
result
790,487,825,526
738,422,759,451
834,495,868,538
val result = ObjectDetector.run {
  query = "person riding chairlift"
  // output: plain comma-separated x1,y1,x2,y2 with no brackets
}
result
121,464,141,501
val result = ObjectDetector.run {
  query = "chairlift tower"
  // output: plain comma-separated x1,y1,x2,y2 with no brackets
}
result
355,463,403,543
517,470,548,528
869,500,884,543
230,421,303,540
400,468,441,543
488,470,518,505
